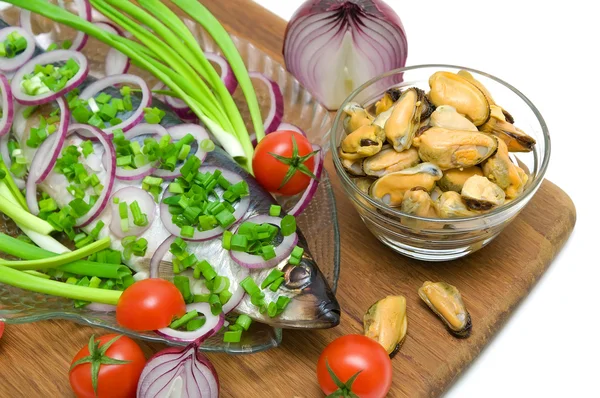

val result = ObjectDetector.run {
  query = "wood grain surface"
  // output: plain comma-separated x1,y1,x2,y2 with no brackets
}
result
0,1,577,397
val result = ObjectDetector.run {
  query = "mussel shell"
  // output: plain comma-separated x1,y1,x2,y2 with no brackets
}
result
418,281,472,338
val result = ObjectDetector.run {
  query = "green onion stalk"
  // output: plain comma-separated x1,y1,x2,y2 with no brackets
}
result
3,0,264,173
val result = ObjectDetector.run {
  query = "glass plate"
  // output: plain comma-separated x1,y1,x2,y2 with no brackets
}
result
0,6,340,354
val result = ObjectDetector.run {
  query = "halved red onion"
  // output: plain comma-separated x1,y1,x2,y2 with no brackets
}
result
109,187,156,238
93,22,130,76
249,72,284,136
229,215,298,269
159,167,250,241
288,144,323,217
149,235,176,278
205,52,238,94
0,27,36,73
155,302,224,343
68,124,116,228
10,50,89,105
87,303,116,312
137,343,219,398
115,123,167,180
0,74,14,137
249,121,306,146
78,74,151,134
20,0,91,52
153,124,209,179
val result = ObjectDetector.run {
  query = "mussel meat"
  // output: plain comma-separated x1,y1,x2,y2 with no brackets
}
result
383,88,428,152
412,127,498,170
429,71,490,126
340,124,385,159
438,166,484,192
482,138,529,198
430,105,478,131
363,295,408,356
418,281,472,338
343,102,374,134
435,191,478,218
375,88,402,115
479,105,536,152
363,146,420,177
341,156,365,176
401,187,438,218
457,69,496,106
461,175,505,210
353,177,375,194
370,162,443,207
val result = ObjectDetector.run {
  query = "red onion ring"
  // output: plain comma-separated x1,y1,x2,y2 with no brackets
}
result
92,22,130,76
0,27,36,73
68,124,116,228
153,124,209,179
149,235,176,278
287,144,323,217
222,270,248,314
20,0,91,52
229,215,298,269
205,52,238,94
36,97,70,183
0,74,14,137
155,302,224,343
137,343,219,398
115,123,167,181
250,121,306,146
159,167,250,241
109,187,156,238
249,72,284,136
165,94,194,120
10,50,89,105
78,74,151,134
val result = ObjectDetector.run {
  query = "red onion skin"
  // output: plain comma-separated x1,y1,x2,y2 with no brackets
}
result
0,74,14,137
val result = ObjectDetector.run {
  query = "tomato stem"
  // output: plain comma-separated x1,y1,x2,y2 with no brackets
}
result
268,134,320,189
325,359,362,398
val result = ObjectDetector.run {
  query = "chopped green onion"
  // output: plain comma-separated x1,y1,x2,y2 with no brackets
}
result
200,138,215,152
222,230,232,250
186,317,207,331
267,301,278,317
269,205,281,217
291,246,304,259
170,309,198,330
235,314,252,331
269,277,285,292
260,269,284,290
223,329,242,343
240,276,260,296
280,215,296,236
208,293,222,315
276,296,292,313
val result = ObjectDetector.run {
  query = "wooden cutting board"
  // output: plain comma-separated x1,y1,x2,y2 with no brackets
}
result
0,1,576,397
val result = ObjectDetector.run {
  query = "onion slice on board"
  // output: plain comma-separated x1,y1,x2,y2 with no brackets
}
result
20,0,91,51
159,167,250,241
0,27,36,73
0,74,14,137
10,50,89,105
155,302,224,343
287,144,323,216
115,123,167,181
109,187,156,239
249,72,284,136
153,124,209,180
205,52,238,94
229,215,298,269
92,22,130,76
78,74,151,134
137,342,219,398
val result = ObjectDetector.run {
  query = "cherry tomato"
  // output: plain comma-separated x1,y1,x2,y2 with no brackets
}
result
253,130,317,196
0,322,4,339
69,334,146,398
116,279,186,331
317,334,392,398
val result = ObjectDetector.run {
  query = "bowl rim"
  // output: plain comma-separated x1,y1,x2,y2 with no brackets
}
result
331,63,551,222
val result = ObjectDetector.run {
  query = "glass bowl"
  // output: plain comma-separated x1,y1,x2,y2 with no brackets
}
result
0,9,339,354
331,65,550,261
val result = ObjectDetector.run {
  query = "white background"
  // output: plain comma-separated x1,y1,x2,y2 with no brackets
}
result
253,0,599,397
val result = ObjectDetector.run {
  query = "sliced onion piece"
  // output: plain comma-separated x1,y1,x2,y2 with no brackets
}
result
165,94,194,120
115,123,167,181
0,27,36,73
205,52,238,94
35,97,70,182
20,0,91,51
0,73,14,136
222,269,248,314
137,343,219,398
10,50,89,105
288,144,323,217
68,124,116,228
93,22,130,76
78,74,151,134
149,235,176,278
229,215,298,269
153,124,209,179
159,167,250,241
109,187,156,239
249,72,284,136
155,302,224,343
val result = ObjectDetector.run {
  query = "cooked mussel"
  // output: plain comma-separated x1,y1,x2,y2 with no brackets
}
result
364,295,408,356
418,281,472,338
340,124,385,159
482,138,528,198
375,88,402,115
383,88,429,152
435,191,478,218
343,102,374,134
428,71,490,126
401,187,438,218
341,156,365,176
457,69,496,106
369,162,443,207
363,146,420,177
430,105,478,132
438,166,484,192
480,105,536,152
461,175,505,210
412,127,498,170
353,177,375,194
